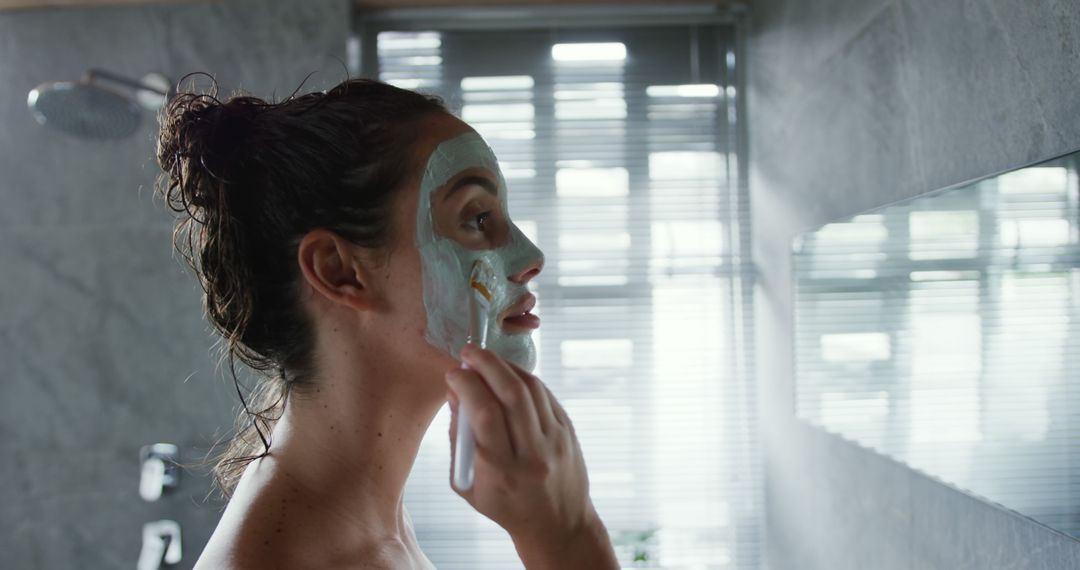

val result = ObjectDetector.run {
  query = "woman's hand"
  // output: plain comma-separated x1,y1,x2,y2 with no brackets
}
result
445,343,618,569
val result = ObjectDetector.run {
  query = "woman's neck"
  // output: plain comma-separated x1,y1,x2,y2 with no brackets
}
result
259,331,449,543
200,323,451,569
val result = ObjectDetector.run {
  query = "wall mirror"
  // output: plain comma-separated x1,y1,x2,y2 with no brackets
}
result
793,149,1080,538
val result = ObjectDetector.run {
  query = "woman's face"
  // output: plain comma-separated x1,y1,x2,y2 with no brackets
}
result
380,114,544,375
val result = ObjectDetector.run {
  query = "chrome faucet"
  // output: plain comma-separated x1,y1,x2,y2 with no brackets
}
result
138,443,180,502
137,519,182,570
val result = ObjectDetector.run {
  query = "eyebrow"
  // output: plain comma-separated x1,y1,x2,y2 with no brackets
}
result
443,175,498,203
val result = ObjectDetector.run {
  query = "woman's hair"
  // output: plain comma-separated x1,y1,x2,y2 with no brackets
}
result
155,73,447,496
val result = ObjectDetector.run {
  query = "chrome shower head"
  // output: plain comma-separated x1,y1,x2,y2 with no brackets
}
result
28,81,141,139
27,69,171,140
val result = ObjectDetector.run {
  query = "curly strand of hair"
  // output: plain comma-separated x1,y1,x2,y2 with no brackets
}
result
212,351,290,496
280,69,320,104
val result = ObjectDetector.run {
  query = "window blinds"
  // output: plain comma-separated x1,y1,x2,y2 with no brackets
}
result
794,156,1080,539
358,18,759,569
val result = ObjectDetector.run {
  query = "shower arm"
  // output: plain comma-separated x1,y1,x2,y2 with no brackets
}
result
86,68,168,96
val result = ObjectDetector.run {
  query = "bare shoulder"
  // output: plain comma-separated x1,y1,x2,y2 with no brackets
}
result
195,488,425,569
194,460,433,569
196,529,418,570
194,462,312,569
193,490,293,570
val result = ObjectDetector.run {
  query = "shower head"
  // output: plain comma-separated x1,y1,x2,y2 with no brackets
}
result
28,81,141,139
27,69,171,140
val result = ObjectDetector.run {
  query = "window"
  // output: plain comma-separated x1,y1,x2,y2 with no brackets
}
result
360,18,757,569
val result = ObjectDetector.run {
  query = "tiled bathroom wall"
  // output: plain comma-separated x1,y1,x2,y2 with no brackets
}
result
0,1,349,567
748,0,1080,568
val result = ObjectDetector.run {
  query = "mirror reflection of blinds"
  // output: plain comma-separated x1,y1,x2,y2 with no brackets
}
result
366,23,760,570
794,159,1080,539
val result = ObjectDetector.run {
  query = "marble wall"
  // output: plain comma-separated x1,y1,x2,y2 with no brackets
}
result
0,1,349,567
748,0,1080,568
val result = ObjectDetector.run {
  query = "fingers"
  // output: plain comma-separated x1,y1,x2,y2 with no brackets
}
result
504,359,559,435
542,383,576,438
447,388,459,413
461,345,544,458
446,367,515,461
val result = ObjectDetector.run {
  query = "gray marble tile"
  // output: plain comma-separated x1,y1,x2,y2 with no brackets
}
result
771,423,913,570
909,470,1080,569
2,444,225,569
750,6,924,233
0,225,233,441
749,0,1080,567
976,0,1080,155
750,0,895,95
0,226,237,567
0,1,349,567
0,0,349,230
896,0,1071,193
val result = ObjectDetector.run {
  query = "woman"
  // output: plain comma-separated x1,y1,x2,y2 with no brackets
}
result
155,76,619,569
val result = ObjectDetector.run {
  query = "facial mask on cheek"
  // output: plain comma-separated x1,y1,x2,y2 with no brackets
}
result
415,132,544,371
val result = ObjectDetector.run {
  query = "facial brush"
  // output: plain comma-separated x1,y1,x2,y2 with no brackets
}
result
453,259,495,491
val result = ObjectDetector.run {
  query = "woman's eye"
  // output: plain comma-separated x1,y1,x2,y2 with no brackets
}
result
465,211,492,232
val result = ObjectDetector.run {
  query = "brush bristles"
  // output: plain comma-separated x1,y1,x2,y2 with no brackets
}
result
468,260,495,303
470,279,493,302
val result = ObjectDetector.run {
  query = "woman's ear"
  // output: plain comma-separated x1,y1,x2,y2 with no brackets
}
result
297,229,379,311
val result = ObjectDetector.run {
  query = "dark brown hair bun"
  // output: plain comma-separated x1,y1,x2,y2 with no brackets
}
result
155,72,447,495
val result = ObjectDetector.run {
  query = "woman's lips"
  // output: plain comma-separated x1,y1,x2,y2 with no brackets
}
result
499,293,540,331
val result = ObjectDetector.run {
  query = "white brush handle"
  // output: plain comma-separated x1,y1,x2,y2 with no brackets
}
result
453,361,476,491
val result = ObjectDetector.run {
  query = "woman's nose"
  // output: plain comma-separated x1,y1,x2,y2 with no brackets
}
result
509,255,543,284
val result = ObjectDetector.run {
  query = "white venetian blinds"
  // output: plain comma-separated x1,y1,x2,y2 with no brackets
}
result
361,20,759,569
